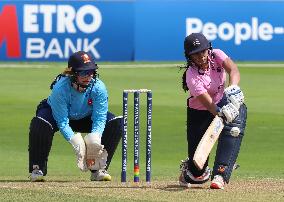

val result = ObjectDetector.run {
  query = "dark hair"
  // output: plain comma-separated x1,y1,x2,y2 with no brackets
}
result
179,51,194,92
50,74,66,90
182,70,189,92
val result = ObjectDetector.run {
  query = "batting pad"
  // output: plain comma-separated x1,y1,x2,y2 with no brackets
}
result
29,117,54,175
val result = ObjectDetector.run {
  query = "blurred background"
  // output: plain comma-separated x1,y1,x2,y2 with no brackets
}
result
0,0,283,183
1,0,284,62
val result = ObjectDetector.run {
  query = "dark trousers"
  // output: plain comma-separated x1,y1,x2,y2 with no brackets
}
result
29,99,122,175
187,108,214,177
187,96,247,182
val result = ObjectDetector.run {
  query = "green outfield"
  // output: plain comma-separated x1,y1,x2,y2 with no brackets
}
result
0,62,283,201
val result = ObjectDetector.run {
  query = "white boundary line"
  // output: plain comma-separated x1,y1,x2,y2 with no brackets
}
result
238,63,284,67
0,64,180,68
0,64,50,68
0,63,284,69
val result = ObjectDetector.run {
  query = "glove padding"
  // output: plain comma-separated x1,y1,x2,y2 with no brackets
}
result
88,149,108,170
69,133,88,172
219,103,239,123
84,133,104,170
224,85,244,109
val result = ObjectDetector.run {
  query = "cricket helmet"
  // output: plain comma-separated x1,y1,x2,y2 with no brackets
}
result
184,33,211,56
68,51,98,73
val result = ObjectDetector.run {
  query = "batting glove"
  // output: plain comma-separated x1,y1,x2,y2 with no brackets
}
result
224,85,244,109
218,103,239,123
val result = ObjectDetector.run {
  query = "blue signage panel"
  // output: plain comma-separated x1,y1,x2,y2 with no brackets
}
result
135,1,284,61
1,1,284,61
0,1,134,61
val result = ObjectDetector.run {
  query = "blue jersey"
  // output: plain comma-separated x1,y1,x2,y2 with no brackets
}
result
47,76,108,141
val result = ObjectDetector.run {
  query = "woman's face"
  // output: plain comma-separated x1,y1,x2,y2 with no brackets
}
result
190,49,209,69
76,70,94,85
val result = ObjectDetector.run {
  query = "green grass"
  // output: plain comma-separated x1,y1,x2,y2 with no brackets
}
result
0,62,284,201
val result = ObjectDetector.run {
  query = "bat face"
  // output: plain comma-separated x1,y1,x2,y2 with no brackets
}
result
212,117,223,137
193,116,224,170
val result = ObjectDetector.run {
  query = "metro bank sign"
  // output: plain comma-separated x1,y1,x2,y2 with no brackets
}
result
0,4,101,60
0,5,21,58
0,2,134,61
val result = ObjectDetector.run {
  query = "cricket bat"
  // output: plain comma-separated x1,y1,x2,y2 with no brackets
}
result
193,115,224,170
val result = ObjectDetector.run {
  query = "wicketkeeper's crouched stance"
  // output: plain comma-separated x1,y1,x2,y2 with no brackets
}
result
179,33,247,189
28,51,123,182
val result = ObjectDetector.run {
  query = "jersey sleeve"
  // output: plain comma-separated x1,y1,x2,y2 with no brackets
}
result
213,49,229,66
91,81,108,136
48,87,74,141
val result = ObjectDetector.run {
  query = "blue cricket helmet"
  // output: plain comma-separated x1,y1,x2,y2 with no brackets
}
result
184,33,211,56
68,51,98,72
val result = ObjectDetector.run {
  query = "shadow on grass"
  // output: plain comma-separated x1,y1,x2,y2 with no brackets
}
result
80,183,207,192
157,184,207,192
0,180,209,192
0,180,70,183
0,180,29,183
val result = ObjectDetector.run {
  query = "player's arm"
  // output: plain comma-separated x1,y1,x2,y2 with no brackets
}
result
48,88,87,172
196,92,238,123
90,81,108,135
48,90,74,140
196,93,218,116
223,57,240,86
84,80,108,170
223,57,245,110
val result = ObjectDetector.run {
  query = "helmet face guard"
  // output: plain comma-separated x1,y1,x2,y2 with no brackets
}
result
184,33,211,57
76,69,96,77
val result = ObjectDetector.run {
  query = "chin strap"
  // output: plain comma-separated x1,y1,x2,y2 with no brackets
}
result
70,73,97,93
72,82,89,92
70,75,91,92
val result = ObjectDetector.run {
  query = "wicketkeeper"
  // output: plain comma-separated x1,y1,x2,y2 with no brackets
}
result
179,33,247,189
28,51,123,182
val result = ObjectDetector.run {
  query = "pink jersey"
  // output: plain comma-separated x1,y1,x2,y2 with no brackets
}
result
186,49,228,110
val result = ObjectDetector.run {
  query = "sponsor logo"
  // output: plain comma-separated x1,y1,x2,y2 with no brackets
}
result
0,4,102,59
217,165,226,173
186,17,284,45
0,5,21,57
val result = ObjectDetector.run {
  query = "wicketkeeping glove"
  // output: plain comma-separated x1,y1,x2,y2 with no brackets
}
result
84,133,104,170
224,85,244,109
69,133,88,172
90,149,108,170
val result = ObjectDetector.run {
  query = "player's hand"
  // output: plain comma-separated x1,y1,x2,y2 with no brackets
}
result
84,133,104,170
224,85,244,109
89,149,108,170
218,103,239,123
69,133,88,172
